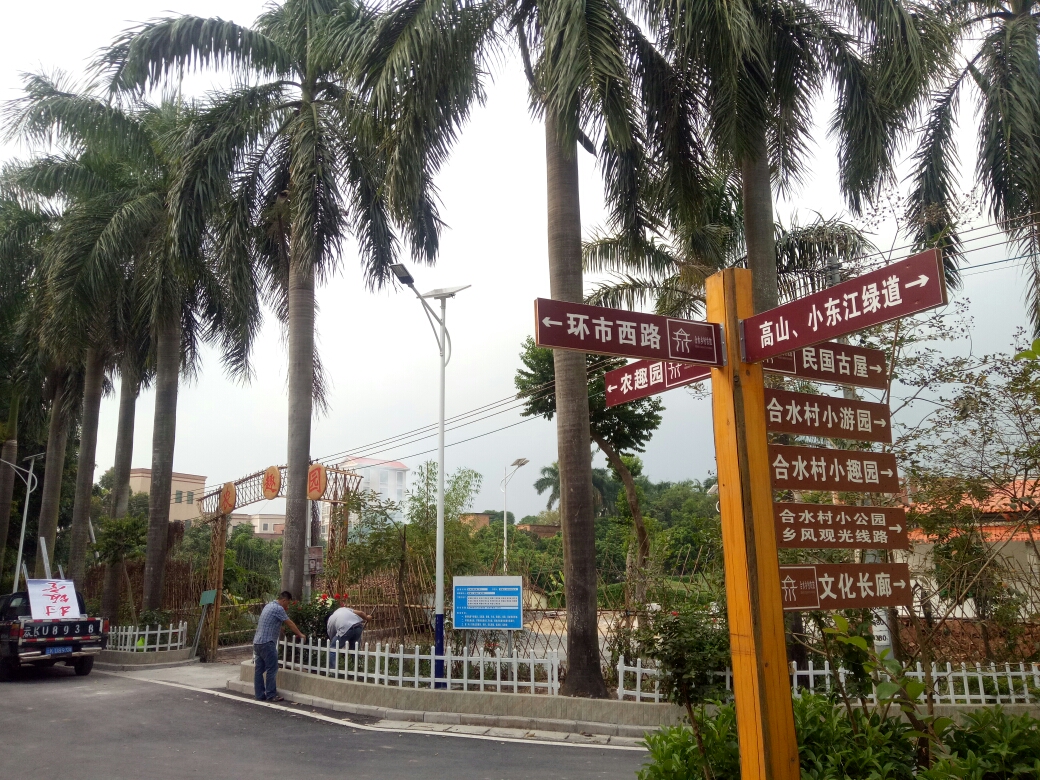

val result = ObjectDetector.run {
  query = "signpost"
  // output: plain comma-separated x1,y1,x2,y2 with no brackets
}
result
779,563,912,611
768,444,900,492
604,359,710,407
742,249,947,362
764,388,892,443
774,503,908,550
452,576,523,630
534,298,724,366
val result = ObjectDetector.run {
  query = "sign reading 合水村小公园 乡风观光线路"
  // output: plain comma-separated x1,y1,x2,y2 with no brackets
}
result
773,503,908,550
764,387,892,443
741,249,947,363
779,563,911,611
452,576,523,631
768,444,900,493
535,298,724,366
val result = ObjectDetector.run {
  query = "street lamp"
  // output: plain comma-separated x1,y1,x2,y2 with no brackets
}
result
392,263,469,686
500,458,528,574
1,452,45,591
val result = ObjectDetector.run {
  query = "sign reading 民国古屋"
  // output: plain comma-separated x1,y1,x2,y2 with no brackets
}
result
742,249,946,363
534,298,724,366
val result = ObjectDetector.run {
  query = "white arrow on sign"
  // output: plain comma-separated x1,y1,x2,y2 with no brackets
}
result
606,384,617,393
541,316,562,328
894,580,907,588
880,469,894,477
904,275,929,289
889,525,903,533
874,419,886,427
870,364,885,373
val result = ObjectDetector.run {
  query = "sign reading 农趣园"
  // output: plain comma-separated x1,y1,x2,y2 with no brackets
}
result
26,579,82,621
742,249,946,362
604,359,711,407
535,299,724,366
778,563,911,611
764,387,892,443
762,342,889,390
452,576,523,631
768,444,900,492
773,502,908,550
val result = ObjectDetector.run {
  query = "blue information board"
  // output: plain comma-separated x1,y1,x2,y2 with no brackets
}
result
452,576,523,631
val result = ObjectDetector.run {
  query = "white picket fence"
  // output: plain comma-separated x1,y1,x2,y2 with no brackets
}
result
617,657,1040,706
109,622,188,652
278,635,560,695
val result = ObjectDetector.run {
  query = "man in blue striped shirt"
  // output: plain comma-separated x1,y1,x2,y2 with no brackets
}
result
253,591,305,701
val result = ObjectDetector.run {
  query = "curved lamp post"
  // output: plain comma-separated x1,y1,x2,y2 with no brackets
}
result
500,458,528,574
1,452,45,590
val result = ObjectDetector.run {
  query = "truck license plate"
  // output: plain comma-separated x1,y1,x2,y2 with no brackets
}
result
45,646,73,656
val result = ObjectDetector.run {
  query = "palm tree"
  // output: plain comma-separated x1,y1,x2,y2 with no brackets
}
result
533,463,561,511
908,1,1040,332
6,77,250,605
645,0,954,313
99,0,449,600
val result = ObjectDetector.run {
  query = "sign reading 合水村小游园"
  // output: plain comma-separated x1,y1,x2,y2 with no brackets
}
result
535,298,724,366
773,503,908,550
26,579,82,621
768,444,900,493
762,342,889,390
604,359,711,407
452,576,523,631
742,249,947,363
764,387,892,443
778,563,912,611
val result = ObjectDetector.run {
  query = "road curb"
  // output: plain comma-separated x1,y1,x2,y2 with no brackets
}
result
95,657,200,672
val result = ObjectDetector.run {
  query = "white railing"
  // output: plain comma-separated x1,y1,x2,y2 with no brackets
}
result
278,636,560,695
108,622,189,652
617,657,1040,706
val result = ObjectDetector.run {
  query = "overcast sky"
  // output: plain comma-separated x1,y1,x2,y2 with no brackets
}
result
0,2,1026,520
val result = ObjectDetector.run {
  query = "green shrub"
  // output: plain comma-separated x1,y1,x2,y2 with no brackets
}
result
285,594,336,639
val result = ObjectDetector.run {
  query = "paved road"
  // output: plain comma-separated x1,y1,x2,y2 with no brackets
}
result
2,667,648,779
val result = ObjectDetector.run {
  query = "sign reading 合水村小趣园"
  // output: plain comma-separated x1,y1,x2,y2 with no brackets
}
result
26,579,82,621
773,502,908,550
762,342,889,390
768,444,900,492
452,576,523,631
779,563,911,611
764,387,892,443
742,249,947,363
535,298,724,366
604,359,711,407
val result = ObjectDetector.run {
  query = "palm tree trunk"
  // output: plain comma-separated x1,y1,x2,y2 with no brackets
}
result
545,112,608,698
35,378,70,578
592,435,649,600
100,558,122,622
0,396,19,579
741,123,779,314
68,348,106,587
143,317,181,611
110,367,139,519
281,202,316,600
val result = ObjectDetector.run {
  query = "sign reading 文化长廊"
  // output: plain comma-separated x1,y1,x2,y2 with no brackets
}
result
452,576,523,630
773,503,908,550
764,387,892,443
779,563,911,611
26,579,82,621
768,444,900,492
742,249,946,362
762,342,889,389
535,298,724,366
604,359,711,407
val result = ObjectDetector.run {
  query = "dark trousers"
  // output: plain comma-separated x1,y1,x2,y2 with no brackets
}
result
253,641,279,700
333,624,364,650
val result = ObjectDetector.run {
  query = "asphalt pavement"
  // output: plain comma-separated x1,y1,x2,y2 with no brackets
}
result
1,665,648,779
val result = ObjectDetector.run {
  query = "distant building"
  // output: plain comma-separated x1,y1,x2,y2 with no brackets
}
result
460,513,490,532
128,468,206,523
320,457,408,537
517,523,561,540
229,513,286,540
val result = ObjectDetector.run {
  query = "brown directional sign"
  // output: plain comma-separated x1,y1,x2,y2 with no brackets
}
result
768,444,900,492
764,388,892,443
774,502,908,550
604,359,710,407
762,342,888,390
742,249,947,362
779,563,912,611
534,298,724,366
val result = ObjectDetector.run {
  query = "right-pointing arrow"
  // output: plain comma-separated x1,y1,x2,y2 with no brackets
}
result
875,419,886,427
880,469,894,477
870,364,885,373
894,580,907,589
904,275,929,289
889,525,903,533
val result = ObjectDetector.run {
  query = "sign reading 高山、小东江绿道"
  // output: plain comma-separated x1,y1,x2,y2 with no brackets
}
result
779,563,911,611
768,444,900,492
742,249,946,363
773,503,908,550
764,387,892,443
535,298,724,366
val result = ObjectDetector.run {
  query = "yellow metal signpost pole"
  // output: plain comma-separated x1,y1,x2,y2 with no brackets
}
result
707,269,799,780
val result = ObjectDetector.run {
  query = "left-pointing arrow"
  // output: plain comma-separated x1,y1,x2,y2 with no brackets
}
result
542,316,562,328
606,385,617,393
